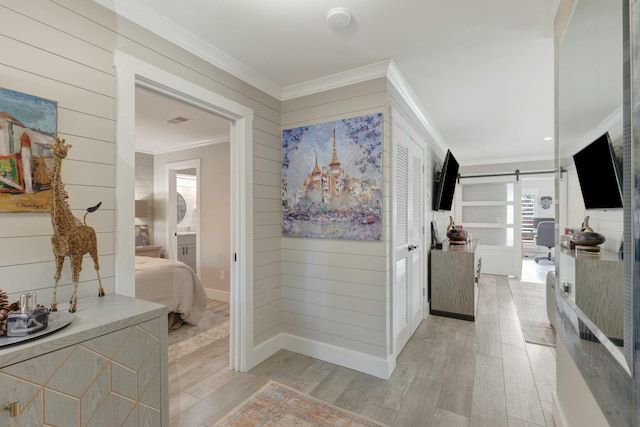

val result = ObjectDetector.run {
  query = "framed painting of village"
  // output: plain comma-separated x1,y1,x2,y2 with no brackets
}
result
282,113,383,240
0,87,57,212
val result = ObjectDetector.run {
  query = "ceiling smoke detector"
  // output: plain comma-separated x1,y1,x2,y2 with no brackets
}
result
165,116,190,125
326,7,352,30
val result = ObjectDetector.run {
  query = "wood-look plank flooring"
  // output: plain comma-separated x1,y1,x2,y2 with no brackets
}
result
521,255,555,284
169,269,556,427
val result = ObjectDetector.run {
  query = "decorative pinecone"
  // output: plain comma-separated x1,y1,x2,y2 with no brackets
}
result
0,290,19,337
0,289,9,337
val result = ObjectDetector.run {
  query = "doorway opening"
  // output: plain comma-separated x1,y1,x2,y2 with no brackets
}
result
115,50,254,374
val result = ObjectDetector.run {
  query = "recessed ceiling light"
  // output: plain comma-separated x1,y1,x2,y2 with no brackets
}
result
543,137,553,141
327,7,352,30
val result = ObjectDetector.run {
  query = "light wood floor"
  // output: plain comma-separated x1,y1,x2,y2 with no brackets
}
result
521,257,555,284
169,272,556,427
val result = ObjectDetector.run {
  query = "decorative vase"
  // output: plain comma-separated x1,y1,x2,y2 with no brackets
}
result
446,216,468,244
571,216,606,246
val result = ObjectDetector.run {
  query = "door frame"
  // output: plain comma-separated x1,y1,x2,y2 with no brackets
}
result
113,50,254,373
390,110,428,357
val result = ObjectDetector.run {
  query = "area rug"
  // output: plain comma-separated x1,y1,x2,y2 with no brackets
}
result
213,380,387,427
168,299,229,362
508,280,556,347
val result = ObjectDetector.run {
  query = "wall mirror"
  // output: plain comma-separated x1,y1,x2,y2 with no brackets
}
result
557,0,632,372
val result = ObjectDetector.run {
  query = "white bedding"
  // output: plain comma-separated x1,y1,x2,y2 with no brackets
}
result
135,256,207,325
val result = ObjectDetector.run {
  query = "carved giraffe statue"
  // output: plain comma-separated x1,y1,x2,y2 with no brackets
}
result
48,136,104,313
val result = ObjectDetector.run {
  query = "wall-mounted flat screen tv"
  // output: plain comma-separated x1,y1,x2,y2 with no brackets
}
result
572,132,623,209
432,149,459,211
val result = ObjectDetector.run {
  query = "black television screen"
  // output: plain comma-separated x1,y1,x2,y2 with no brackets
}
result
433,150,459,211
572,132,623,209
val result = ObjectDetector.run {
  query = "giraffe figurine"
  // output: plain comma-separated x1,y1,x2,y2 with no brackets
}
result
48,136,105,313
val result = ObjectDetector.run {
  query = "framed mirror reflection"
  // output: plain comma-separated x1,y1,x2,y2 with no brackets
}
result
556,0,631,372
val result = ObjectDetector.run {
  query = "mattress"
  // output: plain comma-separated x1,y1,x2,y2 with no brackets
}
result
134,256,207,325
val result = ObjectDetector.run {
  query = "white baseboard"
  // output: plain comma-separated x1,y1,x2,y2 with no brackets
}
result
248,333,285,371
248,332,395,379
205,288,230,302
552,392,568,427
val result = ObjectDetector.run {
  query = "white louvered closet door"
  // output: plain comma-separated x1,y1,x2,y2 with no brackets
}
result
393,117,425,354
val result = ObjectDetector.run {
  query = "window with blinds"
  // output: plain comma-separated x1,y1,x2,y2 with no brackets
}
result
521,191,536,241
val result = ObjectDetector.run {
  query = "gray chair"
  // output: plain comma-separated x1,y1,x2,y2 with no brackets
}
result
535,220,555,263
533,217,554,230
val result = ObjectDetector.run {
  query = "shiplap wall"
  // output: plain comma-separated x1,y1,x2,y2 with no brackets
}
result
135,152,154,245
1,0,282,348
98,2,283,345
280,78,391,358
0,0,118,305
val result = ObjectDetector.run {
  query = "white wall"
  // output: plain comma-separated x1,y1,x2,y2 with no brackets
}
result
279,79,390,361
0,0,281,356
154,143,230,294
522,176,556,219
0,0,118,305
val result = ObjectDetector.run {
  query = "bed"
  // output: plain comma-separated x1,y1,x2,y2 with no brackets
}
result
135,255,207,326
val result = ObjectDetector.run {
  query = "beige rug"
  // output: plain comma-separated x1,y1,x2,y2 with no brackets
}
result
508,280,556,347
213,380,387,427
168,299,229,362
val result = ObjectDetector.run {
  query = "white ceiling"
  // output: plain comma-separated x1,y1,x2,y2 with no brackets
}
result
115,0,558,165
134,86,230,154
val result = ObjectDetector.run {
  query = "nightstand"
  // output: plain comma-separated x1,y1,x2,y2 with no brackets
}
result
135,245,162,258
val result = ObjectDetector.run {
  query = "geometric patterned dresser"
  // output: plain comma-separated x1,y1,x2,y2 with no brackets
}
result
0,294,168,427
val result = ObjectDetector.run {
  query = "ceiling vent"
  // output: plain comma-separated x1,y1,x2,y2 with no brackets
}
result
165,116,190,125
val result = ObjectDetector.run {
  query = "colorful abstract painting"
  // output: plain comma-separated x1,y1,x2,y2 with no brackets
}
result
0,87,57,212
282,113,383,240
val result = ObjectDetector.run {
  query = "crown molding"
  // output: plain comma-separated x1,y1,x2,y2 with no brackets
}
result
94,0,282,100
280,60,391,100
97,1,449,156
386,61,448,155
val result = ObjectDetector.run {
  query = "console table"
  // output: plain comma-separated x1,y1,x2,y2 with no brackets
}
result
558,247,623,345
0,294,168,426
430,239,481,321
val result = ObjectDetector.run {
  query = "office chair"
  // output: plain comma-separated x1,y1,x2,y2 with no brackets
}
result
535,220,555,263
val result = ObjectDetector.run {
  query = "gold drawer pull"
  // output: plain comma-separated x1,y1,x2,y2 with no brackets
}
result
4,400,19,417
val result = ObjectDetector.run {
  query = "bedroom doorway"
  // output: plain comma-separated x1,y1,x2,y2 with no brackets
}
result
115,51,254,373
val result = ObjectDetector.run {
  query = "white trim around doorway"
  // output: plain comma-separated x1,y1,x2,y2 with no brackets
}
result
113,50,254,376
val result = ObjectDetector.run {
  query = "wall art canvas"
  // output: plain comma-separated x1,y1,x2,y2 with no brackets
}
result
0,87,57,212
282,113,383,240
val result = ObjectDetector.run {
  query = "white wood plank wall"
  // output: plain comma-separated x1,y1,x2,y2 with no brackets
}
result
0,0,117,305
280,78,391,358
1,0,283,349
76,0,283,344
